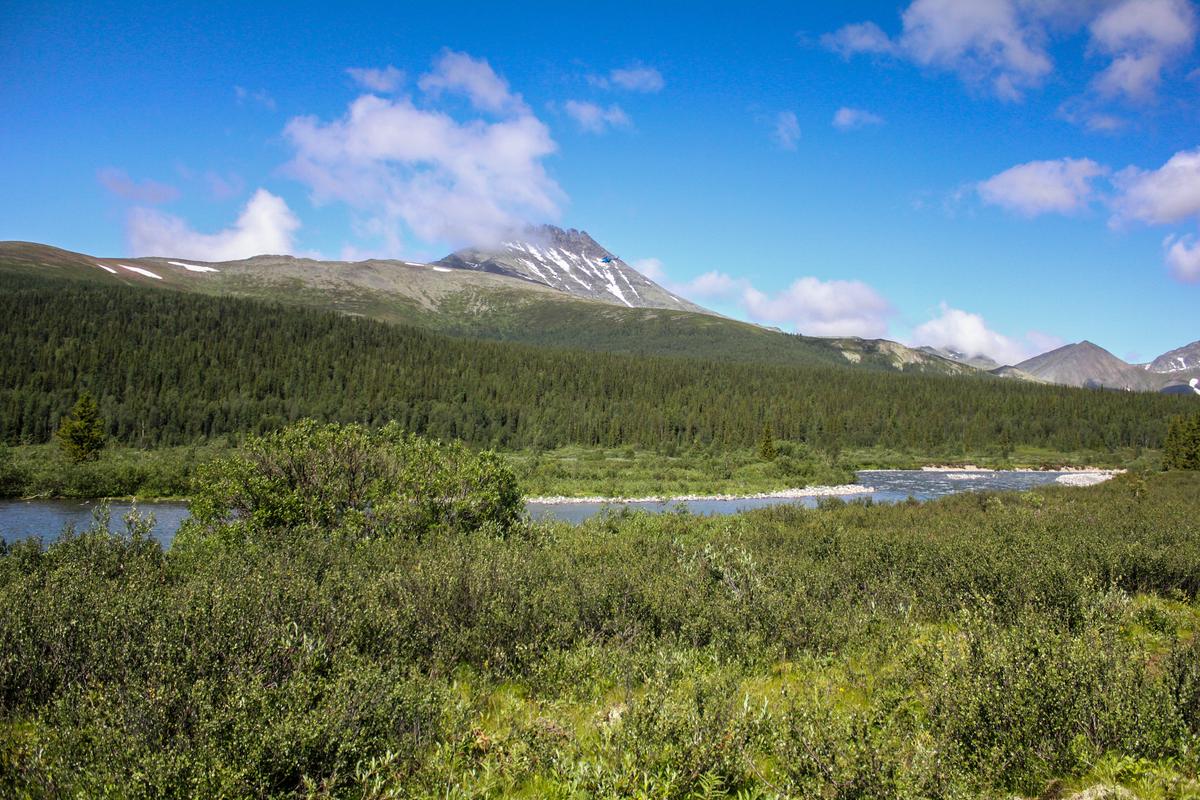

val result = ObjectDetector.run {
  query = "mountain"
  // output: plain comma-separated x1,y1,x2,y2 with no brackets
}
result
1015,341,1150,390
1146,340,1200,375
433,226,705,312
917,346,1001,372
0,238,972,377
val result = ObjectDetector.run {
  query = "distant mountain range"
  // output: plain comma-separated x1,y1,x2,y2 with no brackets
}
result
0,232,974,377
1,226,1195,396
928,340,1200,394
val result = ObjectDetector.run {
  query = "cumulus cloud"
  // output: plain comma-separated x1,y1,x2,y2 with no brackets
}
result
1110,147,1200,225
1164,234,1200,281
824,0,1054,100
417,49,523,114
911,303,1054,365
832,107,884,130
978,157,1107,216
589,64,665,92
563,100,631,133
822,0,1197,103
1088,0,1197,101
346,65,405,93
284,50,561,249
772,111,801,150
127,188,299,260
742,278,893,337
97,167,180,204
633,259,893,338
983,146,1200,282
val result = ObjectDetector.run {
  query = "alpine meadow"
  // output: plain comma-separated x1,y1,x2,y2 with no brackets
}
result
2,3,1200,799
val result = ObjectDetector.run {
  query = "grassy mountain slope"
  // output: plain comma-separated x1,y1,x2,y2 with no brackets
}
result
0,241,973,375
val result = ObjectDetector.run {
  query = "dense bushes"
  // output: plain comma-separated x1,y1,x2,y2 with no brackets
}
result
1,471,1198,796
185,420,523,544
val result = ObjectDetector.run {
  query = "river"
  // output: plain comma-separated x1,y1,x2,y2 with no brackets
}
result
0,469,1106,547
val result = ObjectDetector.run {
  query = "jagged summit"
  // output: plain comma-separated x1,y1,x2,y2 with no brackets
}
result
432,225,706,313
1147,340,1200,374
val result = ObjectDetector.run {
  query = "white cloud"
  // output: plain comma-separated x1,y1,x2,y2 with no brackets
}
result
590,64,665,92
743,277,893,337
635,259,893,337
1164,234,1200,281
563,100,631,133
97,167,180,204
284,51,561,249
978,157,1107,216
772,111,801,150
911,303,1049,365
127,189,299,260
346,65,405,93
832,107,884,130
1088,0,1197,100
824,0,1054,100
1111,147,1200,225
821,22,898,58
417,50,523,114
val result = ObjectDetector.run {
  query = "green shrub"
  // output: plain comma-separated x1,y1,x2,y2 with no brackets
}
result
184,420,522,546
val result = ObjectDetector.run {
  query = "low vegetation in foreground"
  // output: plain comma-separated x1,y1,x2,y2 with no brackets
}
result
2,423,1199,798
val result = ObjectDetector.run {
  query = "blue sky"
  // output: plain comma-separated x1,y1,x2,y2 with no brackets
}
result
2,0,1199,364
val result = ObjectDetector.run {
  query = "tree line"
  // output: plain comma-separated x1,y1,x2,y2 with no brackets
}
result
1,274,1194,453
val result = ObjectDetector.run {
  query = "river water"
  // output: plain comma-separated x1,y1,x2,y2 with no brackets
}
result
0,470,1092,547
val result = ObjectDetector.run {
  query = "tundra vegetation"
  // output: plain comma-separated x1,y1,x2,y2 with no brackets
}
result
1,422,1199,798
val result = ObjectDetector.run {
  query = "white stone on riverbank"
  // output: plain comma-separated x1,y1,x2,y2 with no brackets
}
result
1054,471,1122,487
526,484,874,505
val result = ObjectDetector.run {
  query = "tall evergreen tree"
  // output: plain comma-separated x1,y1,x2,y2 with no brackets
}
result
57,392,106,463
758,423,777,461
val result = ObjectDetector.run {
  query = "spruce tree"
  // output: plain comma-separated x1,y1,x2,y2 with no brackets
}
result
758,423,777,461
57,392,106,463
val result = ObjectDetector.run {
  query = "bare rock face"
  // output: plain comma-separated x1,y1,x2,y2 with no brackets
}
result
1015,341,1152,390
1147,340,1200,375
432,225,706,312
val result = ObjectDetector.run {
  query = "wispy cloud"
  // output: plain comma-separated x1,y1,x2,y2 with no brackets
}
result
346,65,405,93
589,64,665,92
417,49,524,113
772,111,801,150
563,100,631,133
234,85,276,111
832,107,884,130
97,167,180,205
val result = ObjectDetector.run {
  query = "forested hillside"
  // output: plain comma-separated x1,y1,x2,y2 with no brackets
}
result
1,275,1191,453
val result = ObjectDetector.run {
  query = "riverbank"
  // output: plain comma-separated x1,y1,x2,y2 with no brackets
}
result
527,483,874,505
1,441,1151,502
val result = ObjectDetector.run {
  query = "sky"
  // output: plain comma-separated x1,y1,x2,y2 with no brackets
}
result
2,0,1199,364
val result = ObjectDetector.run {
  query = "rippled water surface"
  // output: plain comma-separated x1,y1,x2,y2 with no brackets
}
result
0,470,1083,546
